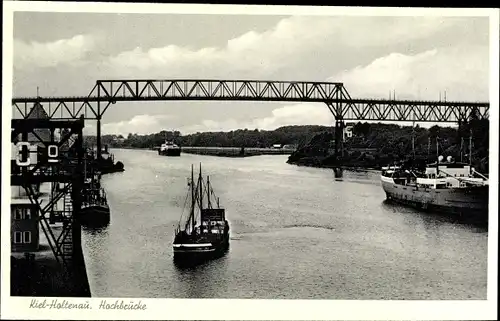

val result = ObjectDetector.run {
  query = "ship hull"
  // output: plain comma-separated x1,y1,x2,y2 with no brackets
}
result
158,148,181,156
380,176,489,219
80,204,110,227
173,235,229,265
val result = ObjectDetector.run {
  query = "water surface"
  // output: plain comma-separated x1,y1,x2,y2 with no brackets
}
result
82,149,488,299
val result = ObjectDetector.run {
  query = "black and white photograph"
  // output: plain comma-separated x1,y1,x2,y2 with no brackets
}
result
1,2,498,320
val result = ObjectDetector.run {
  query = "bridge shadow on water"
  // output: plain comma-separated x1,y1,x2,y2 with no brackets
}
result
381,200,489,232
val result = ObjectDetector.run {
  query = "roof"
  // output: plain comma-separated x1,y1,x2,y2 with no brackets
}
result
427,161,470,166
22,103,51,143
26,103,49,119
11,198,35,205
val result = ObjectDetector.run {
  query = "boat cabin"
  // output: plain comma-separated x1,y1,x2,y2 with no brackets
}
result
417,162,486,188
11,198,39,252
200,208,227,235
424,162,472,178
381,166,401,177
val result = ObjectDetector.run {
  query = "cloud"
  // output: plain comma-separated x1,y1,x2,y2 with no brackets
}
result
331,45,489,101
95,42,488,136
102,16,477,80
12,14,490,132
95,114,177,136
14,34,96,70
97,103,333,135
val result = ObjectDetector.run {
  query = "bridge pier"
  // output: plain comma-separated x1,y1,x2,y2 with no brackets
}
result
96,117,102,160
333,117,344,178
334,117,344,161
96,84,102,161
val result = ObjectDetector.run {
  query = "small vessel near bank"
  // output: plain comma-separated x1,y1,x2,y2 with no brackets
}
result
90,145,125,174
158,132,181,156
80,168,110,228
158,140,181,156
173,164,230,264
380,137,489,219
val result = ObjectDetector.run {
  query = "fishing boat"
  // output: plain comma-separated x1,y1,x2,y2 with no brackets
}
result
380,136,489,219
173,164,230,264
80,166,110,227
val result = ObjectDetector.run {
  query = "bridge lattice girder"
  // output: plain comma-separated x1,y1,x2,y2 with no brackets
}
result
12,79,489,122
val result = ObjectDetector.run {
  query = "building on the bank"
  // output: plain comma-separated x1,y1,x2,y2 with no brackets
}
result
343,122,356,140
11,103,50,253
11,103,51,198
11,198,40,252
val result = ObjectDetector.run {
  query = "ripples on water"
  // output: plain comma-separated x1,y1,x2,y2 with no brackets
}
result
81,149,488,299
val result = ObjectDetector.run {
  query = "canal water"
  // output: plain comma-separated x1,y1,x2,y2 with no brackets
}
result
81,149,488,299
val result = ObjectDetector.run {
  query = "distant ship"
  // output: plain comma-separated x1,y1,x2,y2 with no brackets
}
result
173,164,230,264
380,157,489,218
158,140,181,156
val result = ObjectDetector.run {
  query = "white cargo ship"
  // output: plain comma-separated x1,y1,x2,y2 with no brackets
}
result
380,157,489,217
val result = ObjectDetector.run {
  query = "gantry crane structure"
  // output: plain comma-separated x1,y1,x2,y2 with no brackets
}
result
11,114,85,269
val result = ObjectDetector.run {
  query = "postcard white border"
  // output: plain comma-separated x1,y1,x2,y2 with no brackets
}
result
1,2,498,320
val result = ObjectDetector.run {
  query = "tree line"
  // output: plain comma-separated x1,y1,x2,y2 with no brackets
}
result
287,116,489,173
84,125,330,150
84,116,489,172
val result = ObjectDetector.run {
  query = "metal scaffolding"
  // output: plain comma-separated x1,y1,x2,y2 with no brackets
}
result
11,116,85,269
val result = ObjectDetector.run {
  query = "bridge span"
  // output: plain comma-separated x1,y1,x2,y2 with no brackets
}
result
12,78,490,159
13,79,489,122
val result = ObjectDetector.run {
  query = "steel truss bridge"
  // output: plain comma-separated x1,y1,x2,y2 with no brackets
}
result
13,79,489,122
11,77,490,161
12,79,489,159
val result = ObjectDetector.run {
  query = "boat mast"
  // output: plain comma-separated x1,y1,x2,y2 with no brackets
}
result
436,136,439,176
411,122,415,160
427,136,430,161
190,164,195,233
207,175,212,209
469,129,473,175
199,163,203,210
460,137,464,163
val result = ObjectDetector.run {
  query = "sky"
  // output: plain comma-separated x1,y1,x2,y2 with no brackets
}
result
12,10,490,136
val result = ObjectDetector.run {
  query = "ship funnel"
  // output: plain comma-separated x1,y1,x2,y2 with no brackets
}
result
438,155,444,162
446,156,452,162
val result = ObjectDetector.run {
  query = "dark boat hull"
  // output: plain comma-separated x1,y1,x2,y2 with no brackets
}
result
80,205,110,227
158,148,181,156
173,235,229,265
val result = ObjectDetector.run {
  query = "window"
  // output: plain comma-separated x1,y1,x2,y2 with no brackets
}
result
14,209,22,220
14,231,22,244
13,231,31,244
23,231,31,244
14,208,33,220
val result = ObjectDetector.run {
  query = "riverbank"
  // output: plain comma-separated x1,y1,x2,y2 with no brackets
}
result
180,146,295,157
287,159,381,172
